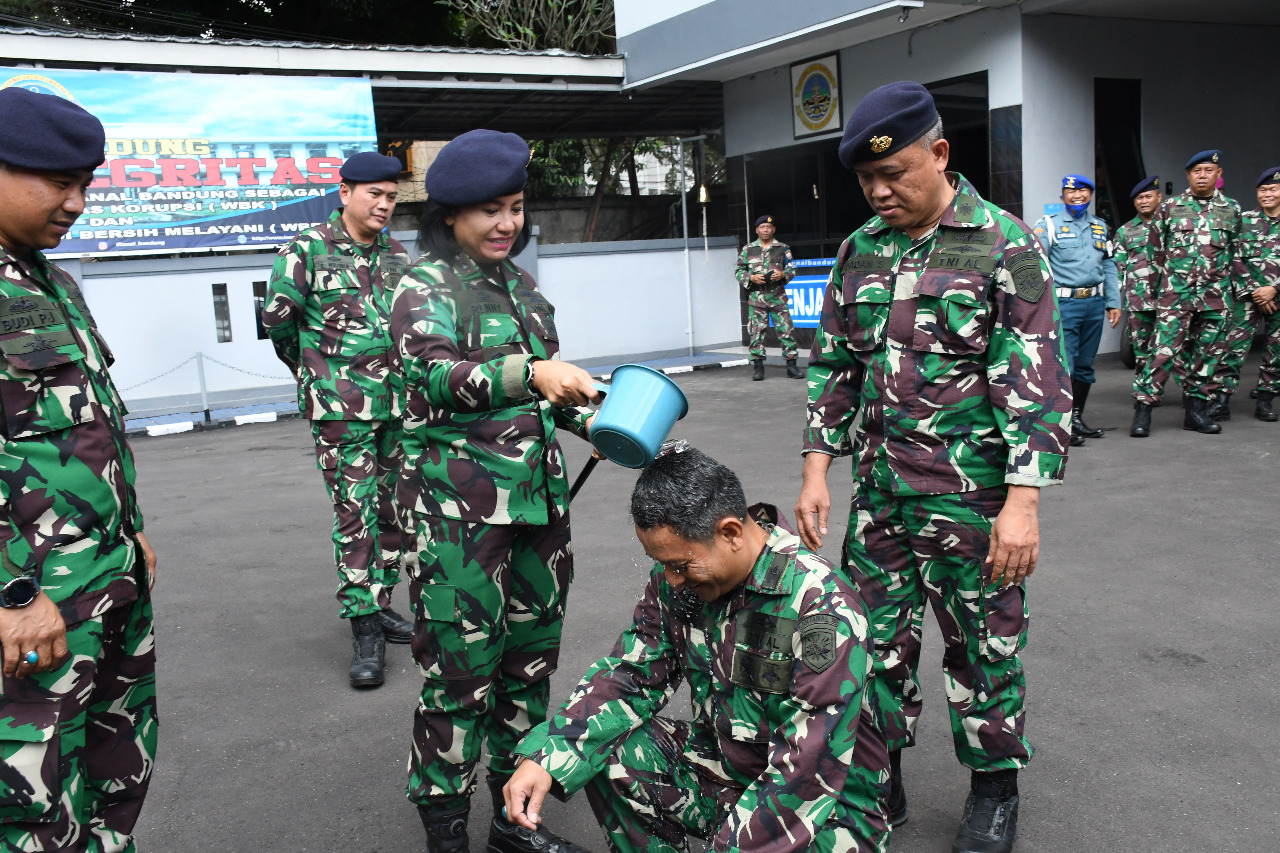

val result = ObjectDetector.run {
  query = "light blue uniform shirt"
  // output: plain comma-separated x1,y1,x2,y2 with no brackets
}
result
1032,212,1121,309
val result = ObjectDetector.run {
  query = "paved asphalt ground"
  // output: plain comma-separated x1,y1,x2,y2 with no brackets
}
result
130,353,1279,853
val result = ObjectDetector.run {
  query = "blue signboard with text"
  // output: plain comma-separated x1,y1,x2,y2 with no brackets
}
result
0,66,378,257
779,257,836,328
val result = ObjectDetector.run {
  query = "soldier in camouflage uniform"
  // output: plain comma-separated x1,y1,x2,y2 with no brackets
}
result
736,215,800,380
389,130,599,853
1224,167,1280,422
262,151,413,688
503,444,890,853
0,87,157,853
796,83,1071,853
1113,176,1163,374
1130,150,1241,437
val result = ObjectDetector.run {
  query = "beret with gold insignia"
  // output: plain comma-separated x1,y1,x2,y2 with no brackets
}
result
838,81,939,168
1256,167,1280,188
1184,150,1222,170
1130,176,1159,199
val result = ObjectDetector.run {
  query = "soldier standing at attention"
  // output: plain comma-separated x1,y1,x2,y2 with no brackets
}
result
261,151,413,688
390,129,599,853
1130,150,1241,437
795,82,1072,853
1224,167,1280,422
1113,176,1163,374
736,214,801,380
1032,175,1121,446
0,87,158,852
503,444,890,853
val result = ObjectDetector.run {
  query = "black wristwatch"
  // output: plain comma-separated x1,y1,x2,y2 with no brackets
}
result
0,574,40,609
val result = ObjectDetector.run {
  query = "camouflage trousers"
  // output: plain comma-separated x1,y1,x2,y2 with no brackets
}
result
1127,308,1157,373
1132,307,1226,403
583,716,889,853
844,484,1031,771
1220,297,1280,395
0,593,157,853
311,419,404,619
746,291,798,359
406,513,573,807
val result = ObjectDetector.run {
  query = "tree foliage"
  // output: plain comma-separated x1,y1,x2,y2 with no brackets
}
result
0,0,464,46
437,0,614,54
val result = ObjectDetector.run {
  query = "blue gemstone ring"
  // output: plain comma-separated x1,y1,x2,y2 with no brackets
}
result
24,651,38,665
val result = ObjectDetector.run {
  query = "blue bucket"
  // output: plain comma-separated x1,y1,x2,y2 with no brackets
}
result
590,365,689,468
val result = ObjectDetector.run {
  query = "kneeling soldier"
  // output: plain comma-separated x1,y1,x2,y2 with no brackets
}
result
503,443,890,853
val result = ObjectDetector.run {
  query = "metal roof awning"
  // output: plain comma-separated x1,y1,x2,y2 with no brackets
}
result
0,27,723,139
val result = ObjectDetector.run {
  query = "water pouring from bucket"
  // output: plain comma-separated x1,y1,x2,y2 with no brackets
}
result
569,364,690,499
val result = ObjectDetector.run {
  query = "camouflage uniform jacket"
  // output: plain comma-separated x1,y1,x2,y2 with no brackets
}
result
1147,189,1241,312
736,240,796,305
1113,215,1160,312
515,514,881,853
0,247,144,626
804,173,1072,495
262,208,410,421
390,251,591,526
1231,209,1280,297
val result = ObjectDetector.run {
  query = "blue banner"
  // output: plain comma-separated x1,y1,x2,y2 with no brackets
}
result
0,67,378,256
778,257,836,328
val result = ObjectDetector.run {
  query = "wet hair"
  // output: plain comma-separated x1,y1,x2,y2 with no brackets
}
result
631,443,747,544
417,198,533,260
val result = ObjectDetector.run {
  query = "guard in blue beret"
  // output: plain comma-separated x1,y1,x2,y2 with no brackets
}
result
262,146,415,690
0,87,161,853
1032,175,1120,445
1113,176,1165,380
802,80,1073,853
391,128,599,853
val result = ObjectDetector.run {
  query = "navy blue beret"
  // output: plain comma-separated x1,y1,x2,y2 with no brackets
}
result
0,87,104,172
1062,174,1094,191
1257,167,1280,188
1130,175,1160,198
1185,150,1222,170
339,152,402,184
838,81,939,168
425,129,531,206
754,214,775,227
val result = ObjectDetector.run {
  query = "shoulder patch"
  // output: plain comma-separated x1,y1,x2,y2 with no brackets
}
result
799,613,838,673
1005,249,1046,303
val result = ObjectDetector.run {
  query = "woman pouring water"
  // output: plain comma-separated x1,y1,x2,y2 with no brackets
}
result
389,129,599,853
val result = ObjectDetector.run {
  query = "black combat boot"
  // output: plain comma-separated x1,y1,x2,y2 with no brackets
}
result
1070,380,1104,438
348,614,385,688
1130,401,1152,437
375,606,414,644
420,801,470,853
485,774,594,853
752,358,765,381
1206,390,1232,421
1256,390,1279,422
1182,396,1222,434
952,769,1019,853
786,358,803,379
887,750,908,827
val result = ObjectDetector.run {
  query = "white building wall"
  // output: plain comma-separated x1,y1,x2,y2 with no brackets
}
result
724,5,1024,158
536,239,741,364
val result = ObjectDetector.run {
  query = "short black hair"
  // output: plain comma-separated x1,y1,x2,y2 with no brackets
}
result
631,444,747,544
416,198,533,260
